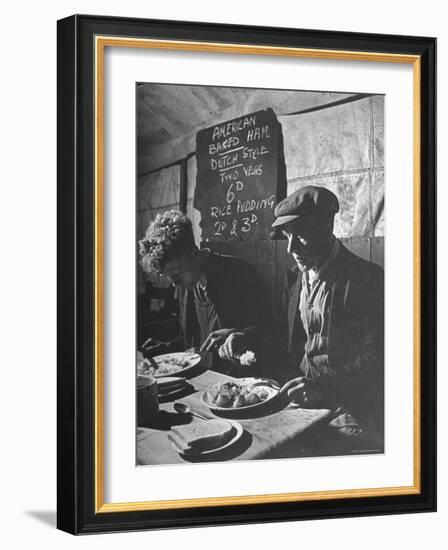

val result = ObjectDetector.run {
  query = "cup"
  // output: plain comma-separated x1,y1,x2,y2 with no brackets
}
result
137,375,159,425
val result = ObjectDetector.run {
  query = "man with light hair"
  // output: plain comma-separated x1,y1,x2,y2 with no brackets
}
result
139,210,266,371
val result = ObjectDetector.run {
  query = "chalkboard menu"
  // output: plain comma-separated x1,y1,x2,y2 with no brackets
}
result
194,108,287,241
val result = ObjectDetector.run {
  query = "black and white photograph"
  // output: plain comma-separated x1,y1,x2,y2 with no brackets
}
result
53,9,436,537
0,0,441,541
135,83,385,466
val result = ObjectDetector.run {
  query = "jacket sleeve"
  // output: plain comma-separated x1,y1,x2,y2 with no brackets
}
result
319,263,384,406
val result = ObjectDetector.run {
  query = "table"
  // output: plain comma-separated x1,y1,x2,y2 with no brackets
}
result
137,370,332,465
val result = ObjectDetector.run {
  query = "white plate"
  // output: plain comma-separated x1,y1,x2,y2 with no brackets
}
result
201,377,280,415
171,420,244,458
143,352,202,378
158,384,192,402
157,376,187,391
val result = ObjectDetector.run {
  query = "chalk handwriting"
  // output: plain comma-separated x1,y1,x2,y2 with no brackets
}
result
212,116,257,141
246,125,271,142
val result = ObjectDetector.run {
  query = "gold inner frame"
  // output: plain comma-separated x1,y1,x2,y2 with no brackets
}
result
94,36,421,514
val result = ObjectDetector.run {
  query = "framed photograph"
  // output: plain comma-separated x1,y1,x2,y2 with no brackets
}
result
57,14,436,534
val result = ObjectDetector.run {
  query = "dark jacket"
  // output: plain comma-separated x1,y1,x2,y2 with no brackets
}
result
282,243,384,425
176,251,267,350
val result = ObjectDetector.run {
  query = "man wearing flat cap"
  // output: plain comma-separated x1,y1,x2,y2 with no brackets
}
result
274,185,384,450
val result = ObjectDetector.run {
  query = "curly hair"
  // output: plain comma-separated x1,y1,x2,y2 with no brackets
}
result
138,210,195,274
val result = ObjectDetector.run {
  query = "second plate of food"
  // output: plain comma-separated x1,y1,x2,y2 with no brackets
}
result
139,351,202,379
201,377,280,417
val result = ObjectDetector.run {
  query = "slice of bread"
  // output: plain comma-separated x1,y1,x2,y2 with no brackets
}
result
169,419,235,454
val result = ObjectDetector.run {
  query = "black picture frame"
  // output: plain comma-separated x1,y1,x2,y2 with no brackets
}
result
57,14,436,534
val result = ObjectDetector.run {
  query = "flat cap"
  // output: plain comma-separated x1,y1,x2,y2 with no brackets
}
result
272,185,339,228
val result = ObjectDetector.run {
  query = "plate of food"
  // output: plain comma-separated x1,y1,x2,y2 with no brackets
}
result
137,350,202,378
201,377,280,416
168,418,244,458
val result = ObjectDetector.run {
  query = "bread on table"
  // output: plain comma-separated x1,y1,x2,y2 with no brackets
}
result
169,419,235,454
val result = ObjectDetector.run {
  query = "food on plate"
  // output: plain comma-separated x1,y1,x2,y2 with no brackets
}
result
169,418,235,454
148,359,182,377
137,351,201,377
208,382,238,407
207,379,277,409
136,350,146,373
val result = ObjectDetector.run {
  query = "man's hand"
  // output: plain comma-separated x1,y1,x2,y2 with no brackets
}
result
279,377,328,408
199,328,236,353
141,337,169,357
218,332,247,361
